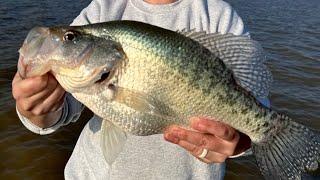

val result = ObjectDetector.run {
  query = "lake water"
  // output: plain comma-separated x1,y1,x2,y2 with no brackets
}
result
0,0,319,179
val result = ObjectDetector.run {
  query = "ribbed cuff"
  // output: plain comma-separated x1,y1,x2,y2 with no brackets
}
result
228,148,252,158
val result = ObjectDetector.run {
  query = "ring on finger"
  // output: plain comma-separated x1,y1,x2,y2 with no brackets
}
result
198,148,208,159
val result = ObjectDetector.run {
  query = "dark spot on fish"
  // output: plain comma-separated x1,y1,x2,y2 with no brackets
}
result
241,108,248,114
263,128,271,134
95,71,110,83
262,122,269,127
270,112,279,120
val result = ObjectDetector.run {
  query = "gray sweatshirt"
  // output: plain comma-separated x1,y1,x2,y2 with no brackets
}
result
18,0,270,179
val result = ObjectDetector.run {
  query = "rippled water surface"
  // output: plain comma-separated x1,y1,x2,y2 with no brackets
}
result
0,0,319,179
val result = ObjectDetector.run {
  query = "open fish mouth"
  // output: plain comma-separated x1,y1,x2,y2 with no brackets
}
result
18,27,51,79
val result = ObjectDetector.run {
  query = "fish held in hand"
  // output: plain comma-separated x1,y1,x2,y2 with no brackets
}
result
18,20,320,179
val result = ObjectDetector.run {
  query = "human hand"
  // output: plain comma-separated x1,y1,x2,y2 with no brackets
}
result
164,117,251,163
12,72,65,128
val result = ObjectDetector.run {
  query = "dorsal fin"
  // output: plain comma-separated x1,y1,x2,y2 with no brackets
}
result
179,31,273,98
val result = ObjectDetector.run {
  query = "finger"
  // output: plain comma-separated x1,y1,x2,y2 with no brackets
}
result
190,117,237,141
31,83,65,115
166,137,228,163
164,126,238,156
12,72,22,85
12,73,23,99
49,88,65,112
12,74,49,99
199,150,227,163
19,78,58,111
12,73,22,99
17,74,58,111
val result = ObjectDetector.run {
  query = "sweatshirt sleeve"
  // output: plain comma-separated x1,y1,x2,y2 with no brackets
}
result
215,1,248,36
70,0,102,25
70,0,127,26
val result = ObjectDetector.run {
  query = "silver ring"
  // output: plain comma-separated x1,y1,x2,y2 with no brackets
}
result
198,148,208,159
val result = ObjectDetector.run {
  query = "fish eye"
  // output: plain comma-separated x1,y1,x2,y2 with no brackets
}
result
63,31,78,41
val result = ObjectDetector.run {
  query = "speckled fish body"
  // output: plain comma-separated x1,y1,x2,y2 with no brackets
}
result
18,21,320,179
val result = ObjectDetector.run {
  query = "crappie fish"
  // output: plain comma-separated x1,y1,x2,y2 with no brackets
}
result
18,20,319,179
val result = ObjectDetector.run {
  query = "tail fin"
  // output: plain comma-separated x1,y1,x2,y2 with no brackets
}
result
252,118,320,179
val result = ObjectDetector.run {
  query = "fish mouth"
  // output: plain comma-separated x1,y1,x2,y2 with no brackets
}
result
17,53,51,79
17,54,27,79
18,27,51,79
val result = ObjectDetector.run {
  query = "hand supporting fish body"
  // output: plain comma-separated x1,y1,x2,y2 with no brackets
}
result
18,21,319,179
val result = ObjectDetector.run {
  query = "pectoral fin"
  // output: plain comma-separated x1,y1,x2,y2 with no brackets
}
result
101,85,183,136
108,86,177,120
100,120,127,165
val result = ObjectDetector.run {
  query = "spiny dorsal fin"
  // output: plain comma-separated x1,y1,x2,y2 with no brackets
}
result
179,31,273,98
